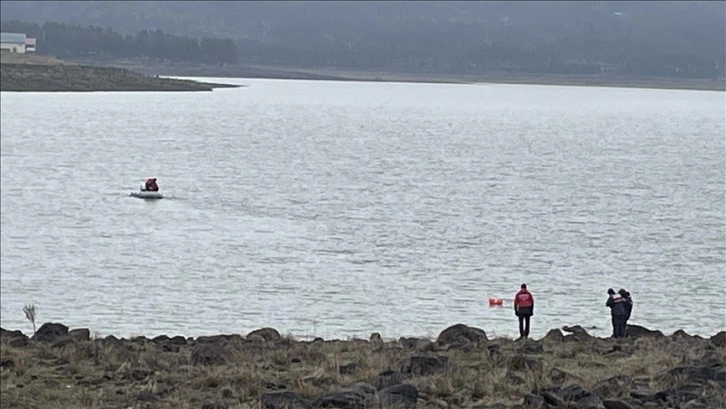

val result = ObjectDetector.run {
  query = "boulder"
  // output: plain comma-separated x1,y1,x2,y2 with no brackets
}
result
625,325,664,339
375,370,402,390
380,383,418,409
562,325,590,337
247,328,281,342
261,391,312,409
32,322,69,342
522,394,545,408
69,328,90,342
313,382,377,409
1,329,29,348
602,399,633,409
541,391,564,407
574,395,601,409
400,356,448,376
709,331,726,348
399,337,434,352
437,324,487,346
593,375,632,398
541,328,565,343
191,342,231,366
559,384,594,402
196,334,245,344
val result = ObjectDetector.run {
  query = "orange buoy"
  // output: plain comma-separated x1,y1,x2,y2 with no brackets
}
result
488,297,504,306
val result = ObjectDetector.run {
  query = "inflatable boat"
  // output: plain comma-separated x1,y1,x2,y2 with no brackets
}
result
130,190,163,199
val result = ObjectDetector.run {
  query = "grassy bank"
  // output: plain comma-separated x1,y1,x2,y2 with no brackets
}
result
1,322,724,409
0,53,240,92
72,57,726,92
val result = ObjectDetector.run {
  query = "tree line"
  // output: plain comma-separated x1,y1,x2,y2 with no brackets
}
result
0,20,238,64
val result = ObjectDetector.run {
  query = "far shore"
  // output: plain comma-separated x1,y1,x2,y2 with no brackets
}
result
73,56,726,92
0,53,240,92
1,321,724,409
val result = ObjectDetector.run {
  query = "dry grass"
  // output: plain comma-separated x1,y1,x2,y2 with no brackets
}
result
0,328,724,409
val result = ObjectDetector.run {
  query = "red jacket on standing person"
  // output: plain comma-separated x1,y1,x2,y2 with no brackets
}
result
514,285,534,317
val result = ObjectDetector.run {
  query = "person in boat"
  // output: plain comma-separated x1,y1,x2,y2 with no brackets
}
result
606,288,627,338
144,178,159,192
513,283,534,339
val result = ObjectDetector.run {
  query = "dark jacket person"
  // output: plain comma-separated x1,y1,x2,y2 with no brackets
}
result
606,288,627,338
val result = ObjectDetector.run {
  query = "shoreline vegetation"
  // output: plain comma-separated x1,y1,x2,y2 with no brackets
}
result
74,57,726,92
1,322,724,409
0,53,240,92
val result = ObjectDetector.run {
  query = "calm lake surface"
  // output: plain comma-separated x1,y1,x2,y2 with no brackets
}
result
1,78,724,340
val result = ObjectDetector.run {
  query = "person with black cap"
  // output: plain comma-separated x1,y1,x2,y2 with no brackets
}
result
618,289,633,334
513,283,534,339
606,288,627,338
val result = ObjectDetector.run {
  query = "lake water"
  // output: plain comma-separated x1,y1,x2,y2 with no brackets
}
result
1,78,724,341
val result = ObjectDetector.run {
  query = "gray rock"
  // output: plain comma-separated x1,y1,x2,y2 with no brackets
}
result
629,390,655,400
8,335,29,348
574,395,600,409
399,337,434,352
522,393,545,408
261,391,312,409
593,375,632,398
69,328,90,342
375,370,402,390
401,356,448,376
313,383,377,409
541,391,564,407
602,399,633,409
560,384,594,402
380,383,417,409
562,325,591,337
247,328,281,341
32,322,69,342
709,331,726,348
51,336,75,348
541,328,565,343
436,324,487,346
625,325,664,339
191,342,230,366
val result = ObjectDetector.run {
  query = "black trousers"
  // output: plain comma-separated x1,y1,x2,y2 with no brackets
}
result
518,315,531,338
612,315,627,338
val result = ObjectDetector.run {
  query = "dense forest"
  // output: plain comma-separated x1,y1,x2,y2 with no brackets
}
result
1,1,723,78
0,20,238,64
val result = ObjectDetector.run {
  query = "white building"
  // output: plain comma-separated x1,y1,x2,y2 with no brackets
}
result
1,32,28,53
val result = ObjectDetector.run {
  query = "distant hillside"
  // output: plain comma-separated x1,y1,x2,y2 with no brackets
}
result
1,1,723,78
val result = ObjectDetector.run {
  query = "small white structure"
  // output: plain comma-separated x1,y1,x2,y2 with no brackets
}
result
1,32,28,53
25,37,36,52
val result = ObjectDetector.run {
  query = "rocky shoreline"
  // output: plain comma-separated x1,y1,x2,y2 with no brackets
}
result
0,53,240,92
1,323,724,409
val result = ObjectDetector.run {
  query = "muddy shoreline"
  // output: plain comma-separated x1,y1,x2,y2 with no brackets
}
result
1,322,724,409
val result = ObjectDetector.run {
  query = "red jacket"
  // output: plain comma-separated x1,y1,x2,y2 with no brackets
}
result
145,178,159,191
514,289,534,310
